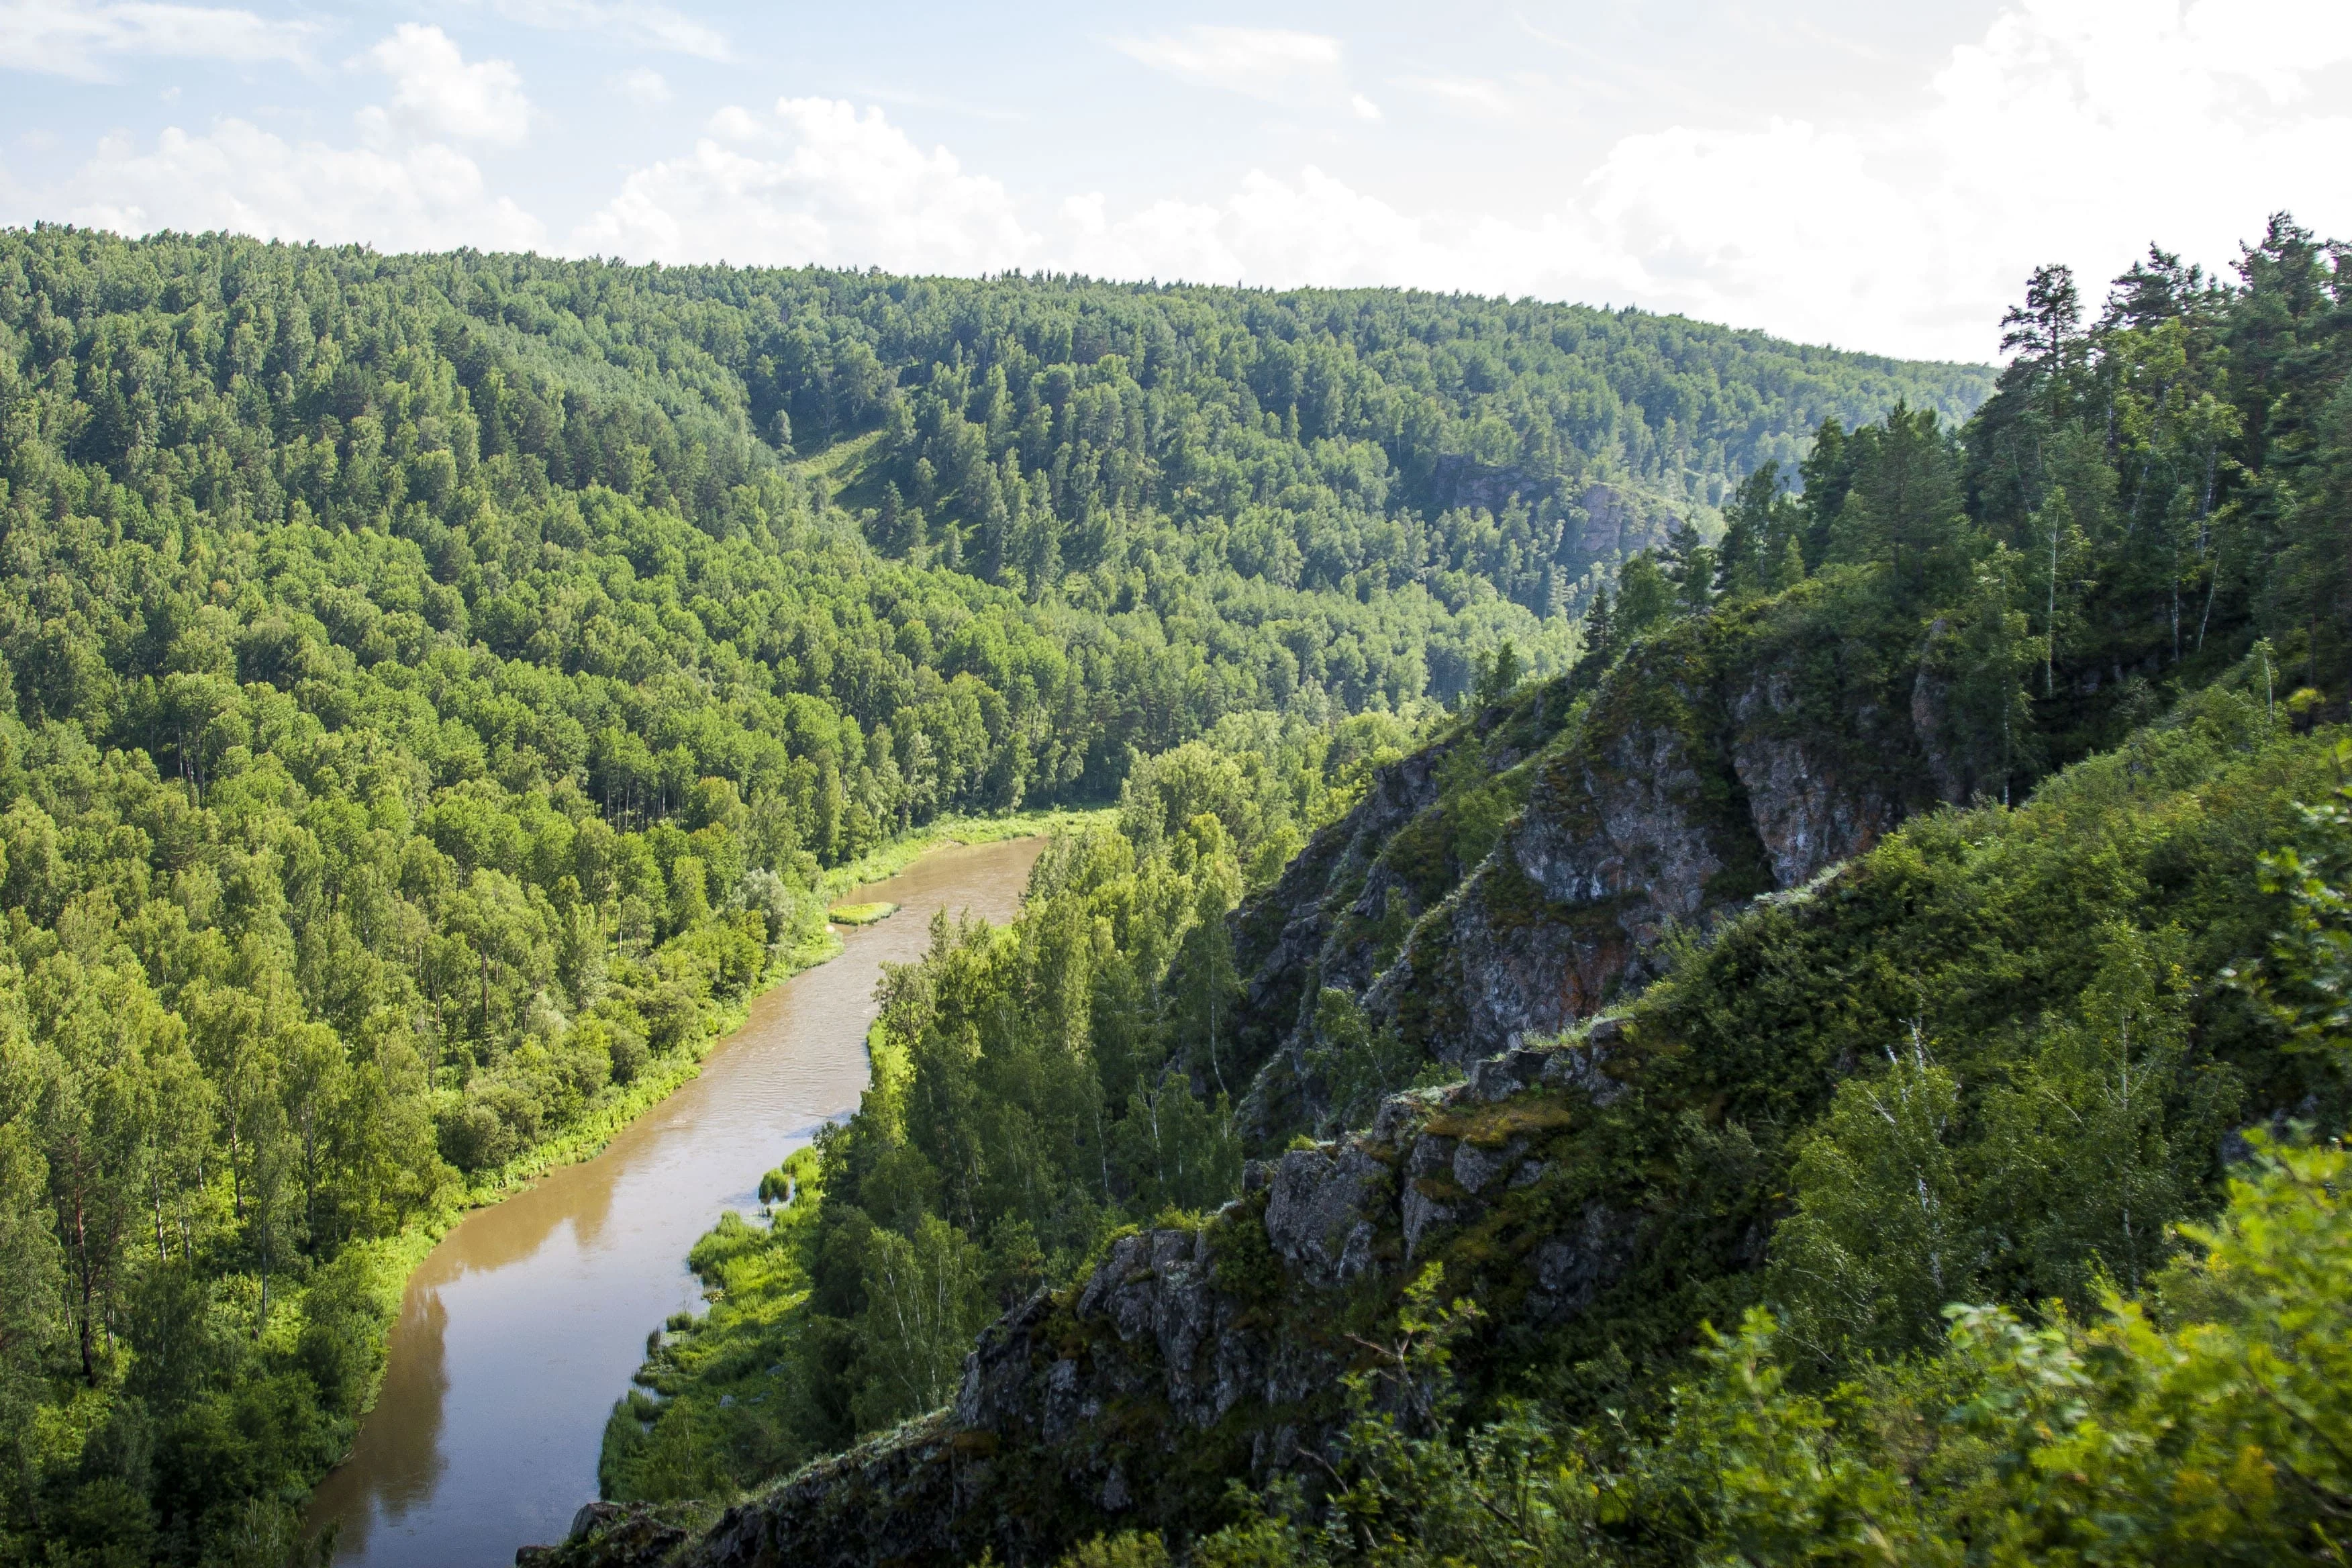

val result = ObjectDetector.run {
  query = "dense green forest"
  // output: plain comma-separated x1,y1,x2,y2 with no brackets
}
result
1069,714,2352,1568
591,213,2352,1568
601,721,1396,1498
0,225,1983,1564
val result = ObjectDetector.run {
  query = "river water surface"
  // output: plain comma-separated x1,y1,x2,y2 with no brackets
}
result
307,836,1046,1567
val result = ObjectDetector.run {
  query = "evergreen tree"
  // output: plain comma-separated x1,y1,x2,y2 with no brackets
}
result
1716,462,1810,602
1661,517,1716,616
1798,417,1856,569
1828,403,1971,611
1614,552,1675,641
2000,262,2085,415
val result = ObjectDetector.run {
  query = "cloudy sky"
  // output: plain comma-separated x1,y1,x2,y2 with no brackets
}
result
3,0,2347,362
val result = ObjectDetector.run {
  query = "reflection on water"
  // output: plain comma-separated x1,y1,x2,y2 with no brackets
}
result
307,838,1045,1568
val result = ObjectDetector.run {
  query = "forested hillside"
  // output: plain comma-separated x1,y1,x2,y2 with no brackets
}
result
575,215,2352,1568
0,225,1983,1565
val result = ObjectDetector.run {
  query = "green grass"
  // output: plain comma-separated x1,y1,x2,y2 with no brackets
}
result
815,805,1115,899
828,901,898,926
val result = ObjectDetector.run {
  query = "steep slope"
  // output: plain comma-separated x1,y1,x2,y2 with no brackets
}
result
1230,569,1965,1141
0,229,1998,1557
536,679,2335,1567
542,213,2352,1568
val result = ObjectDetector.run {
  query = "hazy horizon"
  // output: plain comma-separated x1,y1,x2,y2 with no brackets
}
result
3,0,2347,363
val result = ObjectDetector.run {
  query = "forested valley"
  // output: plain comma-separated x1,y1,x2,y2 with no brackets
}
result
574,216,2352,1568
0,224,1984,1565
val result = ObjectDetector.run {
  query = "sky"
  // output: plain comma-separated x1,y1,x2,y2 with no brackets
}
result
1,0,2347,364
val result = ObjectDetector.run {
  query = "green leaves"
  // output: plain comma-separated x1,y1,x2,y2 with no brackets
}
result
850,1214,989,1432
1771,1038,1976,1369
1173,1132,2352,1568
2236,754,2352,1055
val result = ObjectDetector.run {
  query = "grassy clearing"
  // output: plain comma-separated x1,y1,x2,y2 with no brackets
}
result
828,901,898,926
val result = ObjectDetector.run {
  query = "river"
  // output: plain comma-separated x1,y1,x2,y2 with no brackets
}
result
306,836,1046,1567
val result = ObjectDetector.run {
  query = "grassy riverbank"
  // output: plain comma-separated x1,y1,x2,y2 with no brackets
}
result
455,806,1107,1203
314,808,1108,1512
818,807,1112,893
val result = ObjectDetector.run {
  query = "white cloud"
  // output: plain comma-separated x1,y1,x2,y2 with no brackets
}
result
1350,93,1382,122
574,98,1034,271
487,0,726,60
1059,166,1625,305
366,24,532,146
704,104,765,141
1064,170,1414,289
0,0,313,81
1397,75,1518,118
1074,0,2352,358
1112,26,1346,104
1556,0,2352,355
62,119,545,251
2176,0,2352,101
611,66,670,105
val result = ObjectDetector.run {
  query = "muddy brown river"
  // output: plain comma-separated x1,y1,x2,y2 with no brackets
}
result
307,837,1045,1567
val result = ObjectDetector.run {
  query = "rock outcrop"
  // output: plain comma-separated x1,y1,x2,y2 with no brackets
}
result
641,1036,1645,1568
516,1502,706,1567
1226,681,1576,1137
1421,465,1686,576
1231,576,1949,1138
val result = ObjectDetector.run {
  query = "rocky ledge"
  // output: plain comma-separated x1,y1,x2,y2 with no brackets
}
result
534,1028,1653,1567
1231,577,1961,1140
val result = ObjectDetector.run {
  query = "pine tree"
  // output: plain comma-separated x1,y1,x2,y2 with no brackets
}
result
1717,462,1789,600
1800,418,1856,570
2000,264,2085,416
1579,585,1616,671
2104,244,2209,332
1830,403,1971,611
1616,552,1675,640
1662,516,1716,615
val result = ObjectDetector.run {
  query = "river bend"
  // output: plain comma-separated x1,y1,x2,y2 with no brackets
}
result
307,837,1045,1567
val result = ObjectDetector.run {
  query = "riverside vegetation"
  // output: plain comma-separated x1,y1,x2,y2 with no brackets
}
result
0,224,1983,1564
562,216,2352,1568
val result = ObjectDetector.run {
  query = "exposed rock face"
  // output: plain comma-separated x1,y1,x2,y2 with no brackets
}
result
1226,729,1463,1083
515,1502,697,1567
1733,667,1902,887
1230,581,1945,1136
1560,481,1687,579
1226,684,1575,1139
657,1042,1640,1568
1368,673,1728,1068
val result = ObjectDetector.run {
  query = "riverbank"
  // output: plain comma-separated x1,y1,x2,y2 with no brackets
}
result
312,814,1106,1533
453,806,1109,1204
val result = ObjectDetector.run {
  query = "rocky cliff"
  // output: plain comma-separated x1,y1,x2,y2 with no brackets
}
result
1231,574,1952,1142
525,620,2299,1568
538,1030,1655,1568
1408,459,1707,622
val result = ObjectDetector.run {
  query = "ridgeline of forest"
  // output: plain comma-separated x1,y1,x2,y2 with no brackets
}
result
569,216,2352,1568
0,226,1987,1565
